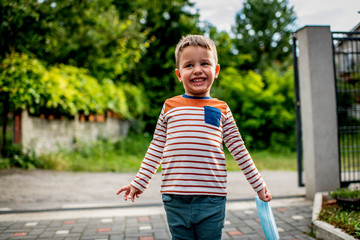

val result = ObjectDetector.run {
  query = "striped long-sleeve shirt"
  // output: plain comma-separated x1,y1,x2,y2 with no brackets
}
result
130,94,266,196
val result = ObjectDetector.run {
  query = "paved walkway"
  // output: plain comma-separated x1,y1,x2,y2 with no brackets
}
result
0,170,305,211
0,198,314,240
0,170,314,239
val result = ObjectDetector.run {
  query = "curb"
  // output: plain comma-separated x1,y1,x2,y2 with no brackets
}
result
312,192,357,240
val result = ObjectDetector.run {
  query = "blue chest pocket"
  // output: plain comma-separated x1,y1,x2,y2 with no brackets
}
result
204,106,221,127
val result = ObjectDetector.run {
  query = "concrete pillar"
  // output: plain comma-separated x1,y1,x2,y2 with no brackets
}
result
295,26,340,199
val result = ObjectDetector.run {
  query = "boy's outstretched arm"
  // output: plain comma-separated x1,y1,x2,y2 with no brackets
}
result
257,186,272,202
116,184,143,202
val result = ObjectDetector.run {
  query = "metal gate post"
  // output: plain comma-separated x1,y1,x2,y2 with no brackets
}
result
292,36,305,187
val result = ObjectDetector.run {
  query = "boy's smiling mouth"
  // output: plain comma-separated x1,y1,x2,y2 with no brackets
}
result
191,78,206,83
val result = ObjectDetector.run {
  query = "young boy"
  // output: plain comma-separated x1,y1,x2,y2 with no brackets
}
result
117,34,272,240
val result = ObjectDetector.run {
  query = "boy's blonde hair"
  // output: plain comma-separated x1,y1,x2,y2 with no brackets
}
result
175,35,218,69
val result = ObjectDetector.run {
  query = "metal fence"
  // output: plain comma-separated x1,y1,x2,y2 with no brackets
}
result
332,31,360,187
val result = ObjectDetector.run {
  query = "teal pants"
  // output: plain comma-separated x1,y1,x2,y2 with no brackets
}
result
162,194,226,240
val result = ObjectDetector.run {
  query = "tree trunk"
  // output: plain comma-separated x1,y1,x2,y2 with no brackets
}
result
1,93,10,156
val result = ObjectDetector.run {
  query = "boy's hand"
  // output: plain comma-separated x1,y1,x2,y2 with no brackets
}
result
116,184,142,202
257,186,272,202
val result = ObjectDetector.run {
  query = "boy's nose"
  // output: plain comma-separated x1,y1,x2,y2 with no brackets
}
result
193,64,202,73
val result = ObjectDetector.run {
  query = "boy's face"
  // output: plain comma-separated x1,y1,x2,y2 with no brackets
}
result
175,46,220,97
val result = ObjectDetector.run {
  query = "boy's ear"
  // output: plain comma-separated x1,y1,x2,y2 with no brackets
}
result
215,64,220,79
175,69,182,82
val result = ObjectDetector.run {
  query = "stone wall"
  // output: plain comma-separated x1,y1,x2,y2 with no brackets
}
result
20,110,130,155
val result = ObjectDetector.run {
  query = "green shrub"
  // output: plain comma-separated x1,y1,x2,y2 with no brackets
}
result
319,188,360,238
0,52,45,114
0,53,146,119
319,203,360,238
330,188,360,200
213,66,296,151
2,143,39,169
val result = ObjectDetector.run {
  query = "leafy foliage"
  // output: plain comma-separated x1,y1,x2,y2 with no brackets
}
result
0,53,45,113
213,66,296,150
0,0,43,58
1,143,39,169
318,189,360,238
114,0,203,129
330,188,360,200
208,27,254,71
0,133,296,171
0,0,148,80
319,203,360,238
0,53,144,119
232,0,296,71
0,0,299,153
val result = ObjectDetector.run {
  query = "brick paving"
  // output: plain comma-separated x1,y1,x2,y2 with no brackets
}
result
0,202,314,240
0,170,312,239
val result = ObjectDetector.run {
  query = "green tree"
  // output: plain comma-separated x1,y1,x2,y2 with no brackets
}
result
213,66,296,151
0,0,148,154
113,0,202,130
232,0,296,71
45,0,148,81
207,26,254,72
0,0,148,80
0,52,46,155
0,0,42,58
0,53,145,118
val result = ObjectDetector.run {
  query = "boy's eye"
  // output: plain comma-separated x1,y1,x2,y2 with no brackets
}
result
185,64,193,68
201,62,210,66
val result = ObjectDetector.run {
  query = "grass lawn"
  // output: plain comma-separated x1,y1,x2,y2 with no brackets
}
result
225,149,296,171
1,133,297,172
